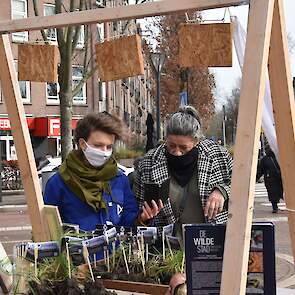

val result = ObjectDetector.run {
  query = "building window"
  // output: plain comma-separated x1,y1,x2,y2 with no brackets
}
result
11,0,28,42
75,26,85,49
44,4,57,42
46,66,86,105
14,61,31,103
73,66,86,104
43,5,84,46
46,82,60,104
97,24,104,42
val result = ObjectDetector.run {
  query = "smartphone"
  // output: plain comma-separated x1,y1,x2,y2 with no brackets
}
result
144,178,170,206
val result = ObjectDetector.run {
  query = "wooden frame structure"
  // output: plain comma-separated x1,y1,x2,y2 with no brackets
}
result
0,0,294,294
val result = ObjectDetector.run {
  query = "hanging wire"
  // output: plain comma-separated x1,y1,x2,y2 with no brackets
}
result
185,12,199,24
200,8,231,23
61,2,69,13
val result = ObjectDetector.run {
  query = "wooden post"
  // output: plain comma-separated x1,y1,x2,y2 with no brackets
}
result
44,205,63,241
220,0,275,294
0,35,49,242
268,0,295,262
0,0,248,34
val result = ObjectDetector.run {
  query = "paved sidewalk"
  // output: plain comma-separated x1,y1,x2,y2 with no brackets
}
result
278,288,295,294
0,191,25,206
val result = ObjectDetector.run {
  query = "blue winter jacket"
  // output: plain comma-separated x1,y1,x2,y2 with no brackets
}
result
44,170,139,232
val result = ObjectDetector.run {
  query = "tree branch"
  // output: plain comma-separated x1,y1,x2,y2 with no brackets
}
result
72,0,85,51
56,0,66,53
72,67,96,98
121,0,147,34
32,0,49,43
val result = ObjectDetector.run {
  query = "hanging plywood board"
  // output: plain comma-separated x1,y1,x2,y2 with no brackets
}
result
179,23,232,68
95,34,144,82
18,44,59,83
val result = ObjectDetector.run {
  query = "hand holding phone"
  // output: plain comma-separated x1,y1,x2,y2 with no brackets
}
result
144,178,170,206
140,199,164,223
140,179,170,223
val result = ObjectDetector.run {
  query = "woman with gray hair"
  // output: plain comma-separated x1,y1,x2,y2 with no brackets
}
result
134,106,233,232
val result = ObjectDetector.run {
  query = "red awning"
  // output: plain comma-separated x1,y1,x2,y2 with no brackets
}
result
0,117,35,131
33,117,79,137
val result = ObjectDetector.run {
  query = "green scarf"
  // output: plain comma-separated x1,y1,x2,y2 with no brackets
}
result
59,150,118,212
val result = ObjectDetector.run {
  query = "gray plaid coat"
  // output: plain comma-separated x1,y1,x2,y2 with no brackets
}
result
134,139,233,226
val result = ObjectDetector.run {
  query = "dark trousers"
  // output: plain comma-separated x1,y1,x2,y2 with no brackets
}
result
271,201,278,211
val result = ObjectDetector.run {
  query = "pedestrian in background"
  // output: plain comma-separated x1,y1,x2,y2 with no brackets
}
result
257,147,284,213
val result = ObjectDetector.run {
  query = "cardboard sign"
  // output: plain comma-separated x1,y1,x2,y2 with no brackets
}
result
18,44,59,82
95,34,144,82
184,223,276,295
179,23,232,68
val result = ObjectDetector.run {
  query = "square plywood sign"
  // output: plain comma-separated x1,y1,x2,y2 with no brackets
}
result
179,23,232,68
18,44,59,83
95,34,144,82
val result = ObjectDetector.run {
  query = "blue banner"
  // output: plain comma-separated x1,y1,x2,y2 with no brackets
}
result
179,91,188,106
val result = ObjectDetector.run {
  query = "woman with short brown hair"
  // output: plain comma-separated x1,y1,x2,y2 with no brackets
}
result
44,112,162,233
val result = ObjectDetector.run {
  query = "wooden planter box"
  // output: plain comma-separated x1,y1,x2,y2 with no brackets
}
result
102,279,169,295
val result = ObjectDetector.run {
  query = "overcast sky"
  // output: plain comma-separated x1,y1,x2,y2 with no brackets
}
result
202,0,295,106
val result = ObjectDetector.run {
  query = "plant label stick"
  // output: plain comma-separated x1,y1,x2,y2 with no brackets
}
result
162,229,166,260
34,246,38,277
121,244,130,275
112,241,116,269
137,238,146,276
128,243,132,263
181,251,185,274
106,249,110,273
146,244,149,262
166,236,173,257
82,243,95,282
92,234,97,269
93,254,97,269
65,242,71,279
103,246,107,264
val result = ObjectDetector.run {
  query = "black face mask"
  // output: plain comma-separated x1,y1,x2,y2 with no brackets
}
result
165,146,198,187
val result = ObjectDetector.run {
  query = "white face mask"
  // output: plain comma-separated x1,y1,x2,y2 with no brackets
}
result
82,142,112,167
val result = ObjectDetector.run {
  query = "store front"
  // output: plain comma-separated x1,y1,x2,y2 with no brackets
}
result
0,117,79,160
0,117,35,161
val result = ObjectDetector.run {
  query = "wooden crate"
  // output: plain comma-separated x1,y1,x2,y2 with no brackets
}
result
95,34,144,82
18,44,59,83
102,279,169,295
179,23,232,68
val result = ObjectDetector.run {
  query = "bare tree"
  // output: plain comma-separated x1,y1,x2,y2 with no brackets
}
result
32,0,96,160
151,12,216,126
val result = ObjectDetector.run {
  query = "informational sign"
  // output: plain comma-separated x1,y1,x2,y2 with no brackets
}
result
184,223,276,295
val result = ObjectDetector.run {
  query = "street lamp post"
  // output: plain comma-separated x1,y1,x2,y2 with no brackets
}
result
150,52,165,141
222,105,227,147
